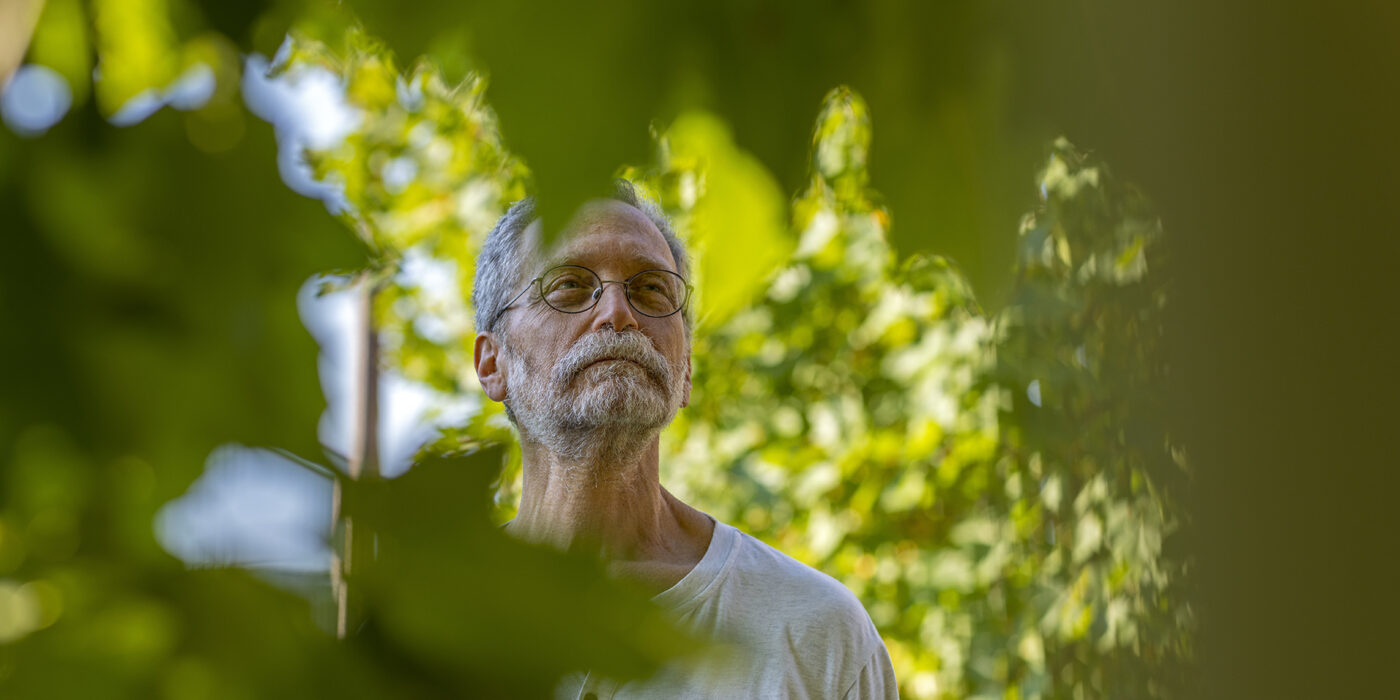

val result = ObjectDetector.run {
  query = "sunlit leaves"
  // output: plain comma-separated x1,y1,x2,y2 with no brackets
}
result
631,98,1188,698
291,31,527,393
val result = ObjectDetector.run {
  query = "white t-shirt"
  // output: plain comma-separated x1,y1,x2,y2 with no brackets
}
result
556,519,899,699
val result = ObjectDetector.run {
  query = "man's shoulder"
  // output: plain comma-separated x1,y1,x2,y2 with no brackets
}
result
703,523,894,698
635,523,896,697
728,527,850,594
722,524,879,638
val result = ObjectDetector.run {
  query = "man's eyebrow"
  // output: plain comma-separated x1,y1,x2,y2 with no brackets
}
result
539,252,676,274
537,253,570,272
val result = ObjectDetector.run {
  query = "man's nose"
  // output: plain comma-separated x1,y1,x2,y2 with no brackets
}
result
590,281,639,332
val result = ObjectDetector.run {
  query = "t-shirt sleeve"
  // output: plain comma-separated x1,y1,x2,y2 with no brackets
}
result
841,641,900,700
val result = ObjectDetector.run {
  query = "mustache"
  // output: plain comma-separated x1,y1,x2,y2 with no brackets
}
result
551,330,672,387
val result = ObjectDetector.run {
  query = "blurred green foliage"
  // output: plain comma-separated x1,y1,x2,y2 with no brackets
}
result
2,2,1195,699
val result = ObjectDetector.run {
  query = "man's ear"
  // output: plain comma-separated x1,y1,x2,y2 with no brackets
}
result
474,332,508,402
680,354,692,408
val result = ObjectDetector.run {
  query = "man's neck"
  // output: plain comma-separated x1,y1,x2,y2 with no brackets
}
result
506,436,713,590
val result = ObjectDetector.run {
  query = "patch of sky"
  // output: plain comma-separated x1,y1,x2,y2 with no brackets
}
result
155,444,333,572
298,275,481,479
107,62,217,126
382,155,418,194
242,47,360,214
161,273,489,574
166,63,217,109
396,73,425,112
1027,379,1043,407
157,43,489,574
398,246,471,345
1,64,71,136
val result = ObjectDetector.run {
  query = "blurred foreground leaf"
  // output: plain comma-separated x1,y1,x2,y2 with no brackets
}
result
0,83,366,515
348,447,694,697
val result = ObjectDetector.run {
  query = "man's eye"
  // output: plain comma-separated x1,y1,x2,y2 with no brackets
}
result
547,277,587,291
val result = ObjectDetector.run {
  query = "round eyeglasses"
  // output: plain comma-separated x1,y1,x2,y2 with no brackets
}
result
491,265,692,328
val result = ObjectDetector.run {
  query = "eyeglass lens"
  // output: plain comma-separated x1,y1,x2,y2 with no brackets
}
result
540,265,686,317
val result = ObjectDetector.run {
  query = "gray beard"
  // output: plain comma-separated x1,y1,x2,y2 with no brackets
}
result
503,330,686,465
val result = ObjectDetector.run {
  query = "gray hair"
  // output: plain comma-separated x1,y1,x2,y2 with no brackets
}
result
472,180,691,337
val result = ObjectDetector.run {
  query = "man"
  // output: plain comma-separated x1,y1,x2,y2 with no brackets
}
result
472,181,898,699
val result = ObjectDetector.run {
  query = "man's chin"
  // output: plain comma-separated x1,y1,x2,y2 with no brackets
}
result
562,382,671,427
574,366,657,395
577,392,663,421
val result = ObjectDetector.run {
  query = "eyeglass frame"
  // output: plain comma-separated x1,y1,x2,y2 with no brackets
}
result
489,264,693,330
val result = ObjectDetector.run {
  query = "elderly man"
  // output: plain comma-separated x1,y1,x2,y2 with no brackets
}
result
472,181,898,699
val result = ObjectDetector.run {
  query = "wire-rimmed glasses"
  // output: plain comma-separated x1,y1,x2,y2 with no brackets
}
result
491,265,692,329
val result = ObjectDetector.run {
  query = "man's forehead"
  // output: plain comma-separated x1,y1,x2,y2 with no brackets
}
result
528,200,677,272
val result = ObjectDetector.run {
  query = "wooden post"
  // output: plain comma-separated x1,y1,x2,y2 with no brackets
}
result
331,275,381,638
